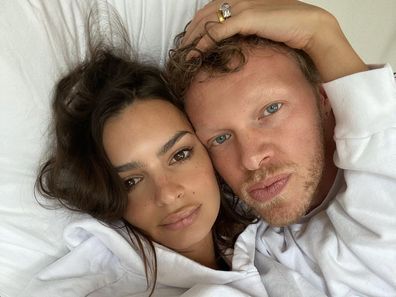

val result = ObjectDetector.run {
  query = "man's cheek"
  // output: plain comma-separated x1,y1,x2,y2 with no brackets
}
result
211,151,240,186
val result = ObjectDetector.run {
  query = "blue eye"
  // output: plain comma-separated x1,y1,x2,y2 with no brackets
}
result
124,176,143,191
170,148,192,165
212,133,231,146
263,103,283,116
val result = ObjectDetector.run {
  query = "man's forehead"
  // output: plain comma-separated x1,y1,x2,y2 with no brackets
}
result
188,50,300,96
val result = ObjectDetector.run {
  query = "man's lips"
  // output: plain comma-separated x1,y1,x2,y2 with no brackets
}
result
247,174,291,203
159,205,201,230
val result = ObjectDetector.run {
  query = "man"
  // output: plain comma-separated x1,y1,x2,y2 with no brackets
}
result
167,1,396,296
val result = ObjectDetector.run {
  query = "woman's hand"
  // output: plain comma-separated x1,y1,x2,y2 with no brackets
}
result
182,0,367,81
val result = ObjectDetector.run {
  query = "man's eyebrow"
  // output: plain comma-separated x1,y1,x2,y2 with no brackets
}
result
157,131,191,156
114,131,191,173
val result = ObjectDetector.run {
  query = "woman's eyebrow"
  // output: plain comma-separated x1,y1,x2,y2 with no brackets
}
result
114,131,191,173
157,131,191,156
115,161,144,173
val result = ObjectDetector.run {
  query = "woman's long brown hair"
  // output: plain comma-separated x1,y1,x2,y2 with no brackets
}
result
36,6,257,296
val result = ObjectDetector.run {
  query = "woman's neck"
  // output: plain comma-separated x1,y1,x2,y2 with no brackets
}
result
177,232,220,269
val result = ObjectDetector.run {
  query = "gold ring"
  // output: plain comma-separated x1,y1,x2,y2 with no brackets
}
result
216,10,225,23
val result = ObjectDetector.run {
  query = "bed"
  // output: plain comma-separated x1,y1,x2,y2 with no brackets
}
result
0,1,395,296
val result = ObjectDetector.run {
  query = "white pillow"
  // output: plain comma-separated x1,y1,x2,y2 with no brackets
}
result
0,1,207,296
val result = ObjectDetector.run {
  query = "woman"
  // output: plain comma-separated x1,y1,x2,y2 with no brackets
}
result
27,40,269,295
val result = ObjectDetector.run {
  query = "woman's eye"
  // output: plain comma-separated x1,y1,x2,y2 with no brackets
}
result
124,176,143,191
170,148,192,165
262,102,283,116
211,133,231,146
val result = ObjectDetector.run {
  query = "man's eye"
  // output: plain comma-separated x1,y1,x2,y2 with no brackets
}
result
262,102,283,116
124,176,143,191
170,148,192,165
212,134,231,146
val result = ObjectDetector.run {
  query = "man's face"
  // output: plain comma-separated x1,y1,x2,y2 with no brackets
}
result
185,48,331,226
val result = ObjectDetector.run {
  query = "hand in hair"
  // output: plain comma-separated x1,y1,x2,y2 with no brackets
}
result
181,0,367,81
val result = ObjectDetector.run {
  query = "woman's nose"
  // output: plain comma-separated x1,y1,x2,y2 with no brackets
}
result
154,174,184,206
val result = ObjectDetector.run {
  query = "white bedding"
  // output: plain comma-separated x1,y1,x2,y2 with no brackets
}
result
0,1,395,296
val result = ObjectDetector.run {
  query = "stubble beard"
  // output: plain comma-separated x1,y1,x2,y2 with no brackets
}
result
240,119,326,227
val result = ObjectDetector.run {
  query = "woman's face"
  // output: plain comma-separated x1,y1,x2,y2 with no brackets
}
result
103,99,220,254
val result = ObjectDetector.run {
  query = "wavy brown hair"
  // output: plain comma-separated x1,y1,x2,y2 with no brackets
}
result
36,25,257,297
166,31,321,101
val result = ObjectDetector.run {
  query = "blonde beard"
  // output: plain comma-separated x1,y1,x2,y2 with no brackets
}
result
240,156,324,226
240,128,325,227
239,93,327,226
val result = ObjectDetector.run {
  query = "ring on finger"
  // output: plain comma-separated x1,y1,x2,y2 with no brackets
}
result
219,2,232,19
216,10,225,23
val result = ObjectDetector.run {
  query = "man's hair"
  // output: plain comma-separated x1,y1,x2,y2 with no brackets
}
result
166,33,321,103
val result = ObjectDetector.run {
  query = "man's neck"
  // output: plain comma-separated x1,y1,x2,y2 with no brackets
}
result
309,157,338,212
309,113,338,211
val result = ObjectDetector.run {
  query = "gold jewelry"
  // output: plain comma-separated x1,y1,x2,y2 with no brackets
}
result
216,10,225,23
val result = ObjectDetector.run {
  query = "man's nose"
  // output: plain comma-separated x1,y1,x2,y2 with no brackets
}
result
238,129,273,171
154,174,184,206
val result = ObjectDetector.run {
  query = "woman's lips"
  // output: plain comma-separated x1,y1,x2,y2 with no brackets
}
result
247,174,290,203
160,205,201,231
